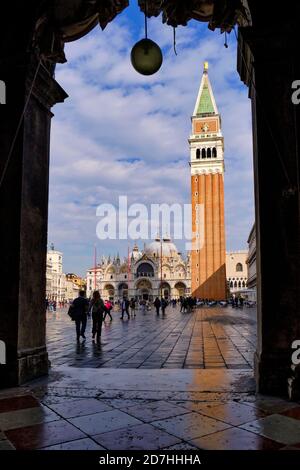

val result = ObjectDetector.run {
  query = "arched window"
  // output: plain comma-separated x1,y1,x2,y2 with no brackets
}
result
137,263,154,278
196,149,200,159
234,281,237,288
212,147,217,158
238,281,241,288
202,148,206,158
236,263,243,272
207,148,212,158
242,281,245,288
230,281,233,288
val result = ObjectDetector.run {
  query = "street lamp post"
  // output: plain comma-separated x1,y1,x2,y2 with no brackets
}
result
160,236,163,300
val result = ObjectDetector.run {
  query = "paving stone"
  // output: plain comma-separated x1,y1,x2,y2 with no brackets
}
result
69,409,142,435
93,423,180,450
241,414,300,445
47,398,113,418
46,306,256,370
40,438,105,450
191,427,283,450
0,439,15,450
0,395,39,413
152,411,229,440
191,401,266,425
164,441,200,450
0,405,60,431
6,420,85,449
120,400,190,423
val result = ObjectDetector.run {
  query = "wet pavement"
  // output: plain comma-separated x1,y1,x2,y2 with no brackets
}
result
46,305,256,369
1,305,299,450
1,367,300,450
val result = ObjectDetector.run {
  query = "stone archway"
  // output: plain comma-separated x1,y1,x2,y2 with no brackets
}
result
103,284,115,301
159,282,171,300
174,282,187,298
135,279,153,301
118,282,128,299
1,1,300,401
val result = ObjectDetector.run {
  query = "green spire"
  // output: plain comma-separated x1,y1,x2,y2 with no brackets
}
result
197,80,215,115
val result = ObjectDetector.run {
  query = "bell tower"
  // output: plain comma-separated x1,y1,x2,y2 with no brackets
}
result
189,62,226,300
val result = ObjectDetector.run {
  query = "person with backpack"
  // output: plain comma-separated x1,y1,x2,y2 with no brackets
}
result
90,290,105,342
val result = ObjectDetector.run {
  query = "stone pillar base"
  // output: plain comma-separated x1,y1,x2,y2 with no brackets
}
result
254,351,291,397
17,347,49,385
0,347,48,388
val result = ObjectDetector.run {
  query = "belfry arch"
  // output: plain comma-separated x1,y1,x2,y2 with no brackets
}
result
0,1,300,401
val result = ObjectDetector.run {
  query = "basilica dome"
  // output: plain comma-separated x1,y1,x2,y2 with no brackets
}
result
144,237,178,258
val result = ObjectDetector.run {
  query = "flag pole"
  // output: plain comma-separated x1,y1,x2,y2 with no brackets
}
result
127,243,130,299
160,232,163,300
94,244,97,291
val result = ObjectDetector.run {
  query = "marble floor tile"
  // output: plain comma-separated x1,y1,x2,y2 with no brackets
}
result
69,409,142,435
0,405,60,431
93,423,180,450
40,437,105,450
241,414,300,445
0,395,39,413
120,400,189,423
280,406,300,421
47,398,113,418
191,401,266,425
152,411,229,440
0,439,15,450
191,427,283,450
5,420,85,450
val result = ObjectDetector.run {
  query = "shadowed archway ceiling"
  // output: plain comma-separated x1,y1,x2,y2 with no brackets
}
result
34,0,251,63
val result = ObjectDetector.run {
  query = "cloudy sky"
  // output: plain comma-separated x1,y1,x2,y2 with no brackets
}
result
48,3,254,276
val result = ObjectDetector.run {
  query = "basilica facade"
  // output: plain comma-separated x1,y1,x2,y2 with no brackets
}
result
86,237,191,302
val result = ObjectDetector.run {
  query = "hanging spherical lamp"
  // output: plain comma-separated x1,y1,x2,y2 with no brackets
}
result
130,4,163,76
131,38,163,76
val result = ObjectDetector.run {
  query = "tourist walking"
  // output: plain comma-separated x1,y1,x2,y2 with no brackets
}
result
120,297,130,319
154,297,161,316
130,298,136,317
90,291,105,342
140,299,147,314
161,297,167,315
103,299,113,321
69,290,89,342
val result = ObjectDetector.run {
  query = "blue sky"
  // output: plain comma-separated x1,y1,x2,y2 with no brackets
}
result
48,3,254,276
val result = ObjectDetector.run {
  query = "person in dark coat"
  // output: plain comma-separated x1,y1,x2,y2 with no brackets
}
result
70,290,89,342
90,290,105,342
161,298,167,315
154,297,161,315
120,297,130,319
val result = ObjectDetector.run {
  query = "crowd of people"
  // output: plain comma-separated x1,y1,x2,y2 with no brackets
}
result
64,291,249,343
45,299,68,311
67,291,175,343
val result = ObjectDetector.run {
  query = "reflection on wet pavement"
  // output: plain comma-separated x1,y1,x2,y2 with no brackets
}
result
1,304,299,450
46,306,256,369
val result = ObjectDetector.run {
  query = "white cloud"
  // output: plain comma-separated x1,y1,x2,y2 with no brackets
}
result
49,13,254,275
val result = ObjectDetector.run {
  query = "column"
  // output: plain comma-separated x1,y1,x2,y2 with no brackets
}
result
238,27,300,397
0,55,67,387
